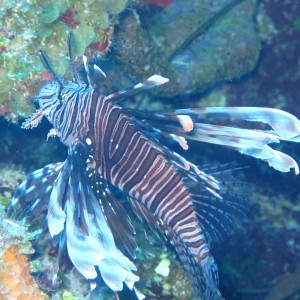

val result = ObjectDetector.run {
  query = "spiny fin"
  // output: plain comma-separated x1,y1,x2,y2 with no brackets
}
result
67,32,81,84
39,48,64,87
87,172,137,258
22,109,44,129
8,162,64,221
125,107,300,174
126,196,167,244
105,75,169,104
191,163,250,243
46,143,140,292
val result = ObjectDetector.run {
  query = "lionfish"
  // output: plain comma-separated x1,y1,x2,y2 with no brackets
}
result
8,33,300,299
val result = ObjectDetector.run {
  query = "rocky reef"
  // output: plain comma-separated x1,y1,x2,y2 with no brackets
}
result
0,0,135,121
0,170,47,299
113,0,260,97
0,0,261,121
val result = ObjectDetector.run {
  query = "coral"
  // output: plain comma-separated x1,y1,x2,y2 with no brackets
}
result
255,193,300,230
142,0,173,8
0,201,47,299
0,205,38,258
113,0,261,97
0,164,26,201
256,3,278,44
132,225,193,299
0,163,47,299
154,255,171,277
99,0,128,14
224,0,300,115
0,164,50,298
0,0,133,120
0,246,49,300
0,0,261,119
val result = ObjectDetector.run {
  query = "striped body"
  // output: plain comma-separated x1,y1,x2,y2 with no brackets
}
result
46,82,213,274
91,98,211,265
36,78,220,296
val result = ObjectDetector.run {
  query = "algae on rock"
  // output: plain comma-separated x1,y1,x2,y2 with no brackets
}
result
114,0,261,97
0,0,133,120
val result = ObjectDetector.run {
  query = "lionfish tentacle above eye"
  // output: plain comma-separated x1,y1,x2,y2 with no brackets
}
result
8,33,300,300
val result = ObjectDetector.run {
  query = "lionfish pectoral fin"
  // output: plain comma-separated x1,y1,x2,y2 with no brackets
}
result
8,162,64,221
52,228,66,285
87,173,137,258
54,143,140,291
47,159,70,237
190,163,250,244
105,75,169,104
98,254,139,291
8,161,69,285
133,286,146,300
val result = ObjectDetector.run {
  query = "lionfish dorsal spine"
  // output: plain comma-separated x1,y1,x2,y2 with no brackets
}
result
67,31,81,84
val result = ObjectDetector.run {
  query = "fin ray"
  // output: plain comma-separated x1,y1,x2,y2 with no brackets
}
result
88,172,138,258
105,75,169,104
126,107,300,174
8,163,64,220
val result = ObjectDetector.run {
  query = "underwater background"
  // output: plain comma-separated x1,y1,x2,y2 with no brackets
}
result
0,0,300,299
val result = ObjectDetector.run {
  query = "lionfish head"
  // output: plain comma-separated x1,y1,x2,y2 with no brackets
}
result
34,33,91,126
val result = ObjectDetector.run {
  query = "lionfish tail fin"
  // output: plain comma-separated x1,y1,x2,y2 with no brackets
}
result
127,197,222,299
164,224,222,299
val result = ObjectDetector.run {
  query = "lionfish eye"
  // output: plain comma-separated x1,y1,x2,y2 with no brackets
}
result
57,94,63,101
